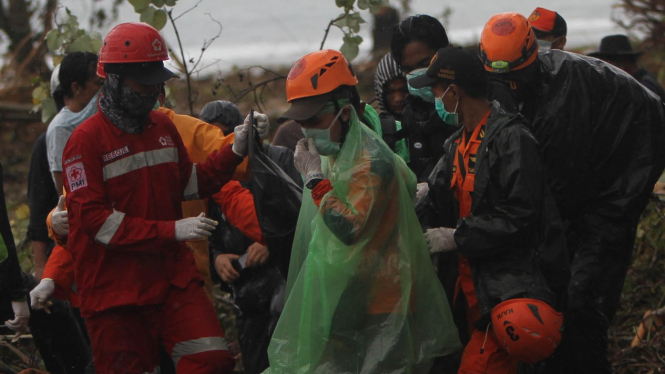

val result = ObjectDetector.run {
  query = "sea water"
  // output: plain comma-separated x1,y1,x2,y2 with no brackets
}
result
56,0,625,72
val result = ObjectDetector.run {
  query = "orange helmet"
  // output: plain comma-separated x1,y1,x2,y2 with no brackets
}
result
285,49,358,102
491,298,563,363
97,22,169,78
479,12,539,74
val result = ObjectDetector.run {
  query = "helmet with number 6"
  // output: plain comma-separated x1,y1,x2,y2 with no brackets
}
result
491,298,563,363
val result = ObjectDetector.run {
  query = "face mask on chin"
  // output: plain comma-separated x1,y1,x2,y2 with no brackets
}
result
537,39,552,52
434,86,459,126
407,68,436,103
301,106,346,157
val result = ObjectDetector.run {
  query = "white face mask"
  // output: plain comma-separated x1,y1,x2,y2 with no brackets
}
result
301,106,345,156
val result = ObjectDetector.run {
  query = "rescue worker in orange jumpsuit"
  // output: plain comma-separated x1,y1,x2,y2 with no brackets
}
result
410,47,569,373
57,22,256,374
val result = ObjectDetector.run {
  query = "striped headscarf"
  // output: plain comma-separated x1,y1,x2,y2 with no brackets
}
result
374,53,406,116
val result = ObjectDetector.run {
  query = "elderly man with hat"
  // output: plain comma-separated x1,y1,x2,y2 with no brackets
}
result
411,46,568,373
590,34,665,100
528,7,567,51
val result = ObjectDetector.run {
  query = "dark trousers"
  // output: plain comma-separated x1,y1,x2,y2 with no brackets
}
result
535,224,636,374
0,272,93,374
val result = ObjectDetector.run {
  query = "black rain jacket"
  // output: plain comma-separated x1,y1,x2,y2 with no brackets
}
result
0,161,25,302
522,51,665,230
423,102,570,319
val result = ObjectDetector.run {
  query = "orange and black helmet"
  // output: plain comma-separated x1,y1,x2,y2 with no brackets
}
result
285,49,358,102
491,298,564,363
479,12,539,74
282,50,359,121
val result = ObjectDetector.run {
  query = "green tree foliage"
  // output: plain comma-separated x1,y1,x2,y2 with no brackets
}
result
330,0,389,61
34,10,103,124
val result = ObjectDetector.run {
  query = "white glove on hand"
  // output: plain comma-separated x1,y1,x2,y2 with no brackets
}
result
424,227,457,254
295,138,323,185
5,300,29,341
245,112,270,140
52,195,69,236
175,213,218,241
416,182,429,202
30,278,55,312
232,124,249,158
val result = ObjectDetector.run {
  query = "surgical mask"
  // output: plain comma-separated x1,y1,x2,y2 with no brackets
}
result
301,106,345,156
435,86,459,126
406,68,435,103
153,100,161,110
537,39,552,52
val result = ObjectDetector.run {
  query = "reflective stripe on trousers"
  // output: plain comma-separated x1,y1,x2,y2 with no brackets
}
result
171,337,228,368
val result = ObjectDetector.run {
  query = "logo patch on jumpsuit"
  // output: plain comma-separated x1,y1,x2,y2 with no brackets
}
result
66,162,88,191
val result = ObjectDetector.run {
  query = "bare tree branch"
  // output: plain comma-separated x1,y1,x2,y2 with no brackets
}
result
167,8,195,116
320,13,348,50
232,76,286,104
189,13,222,73
173,0,204,22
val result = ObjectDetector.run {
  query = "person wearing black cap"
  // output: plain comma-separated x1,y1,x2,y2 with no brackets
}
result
60,22,255,373
199,100,245,136
528,7,567,51
411,46,568,373
589,34,665,100
390,15,516,184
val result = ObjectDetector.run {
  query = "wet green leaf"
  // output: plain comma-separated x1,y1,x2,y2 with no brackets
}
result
152,9,168,30
140,5,156,24
46,29,63,52
129,0,150,12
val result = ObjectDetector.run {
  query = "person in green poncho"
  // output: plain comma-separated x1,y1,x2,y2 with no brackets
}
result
264,49,461,374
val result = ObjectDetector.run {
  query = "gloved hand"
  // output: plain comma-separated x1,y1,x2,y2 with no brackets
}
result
416,182,429,201
245,112,270,140
5,300,29,341
52,195,69,236
232,124,249,158
30,278,55,312
295,138,324,185
424,227,457,254
175,213,218,241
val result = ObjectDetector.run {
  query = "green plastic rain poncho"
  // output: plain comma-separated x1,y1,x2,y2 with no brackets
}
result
265,106,461,374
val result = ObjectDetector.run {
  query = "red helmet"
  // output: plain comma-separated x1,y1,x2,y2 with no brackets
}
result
491,298,563,363
97,22,169,78
285,49,358,102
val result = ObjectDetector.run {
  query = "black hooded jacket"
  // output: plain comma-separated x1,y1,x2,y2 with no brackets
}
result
521,51,665,237
424,102,570,319
0,162,25,302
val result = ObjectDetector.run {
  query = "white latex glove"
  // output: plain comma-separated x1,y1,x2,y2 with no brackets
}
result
424,227,457,254
52,195,69,236
416,182,429,201
245,112,270,140
175,213,218,241
232,124,248,157
30,278,55,312
5,300,29,341
294,138,324,185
